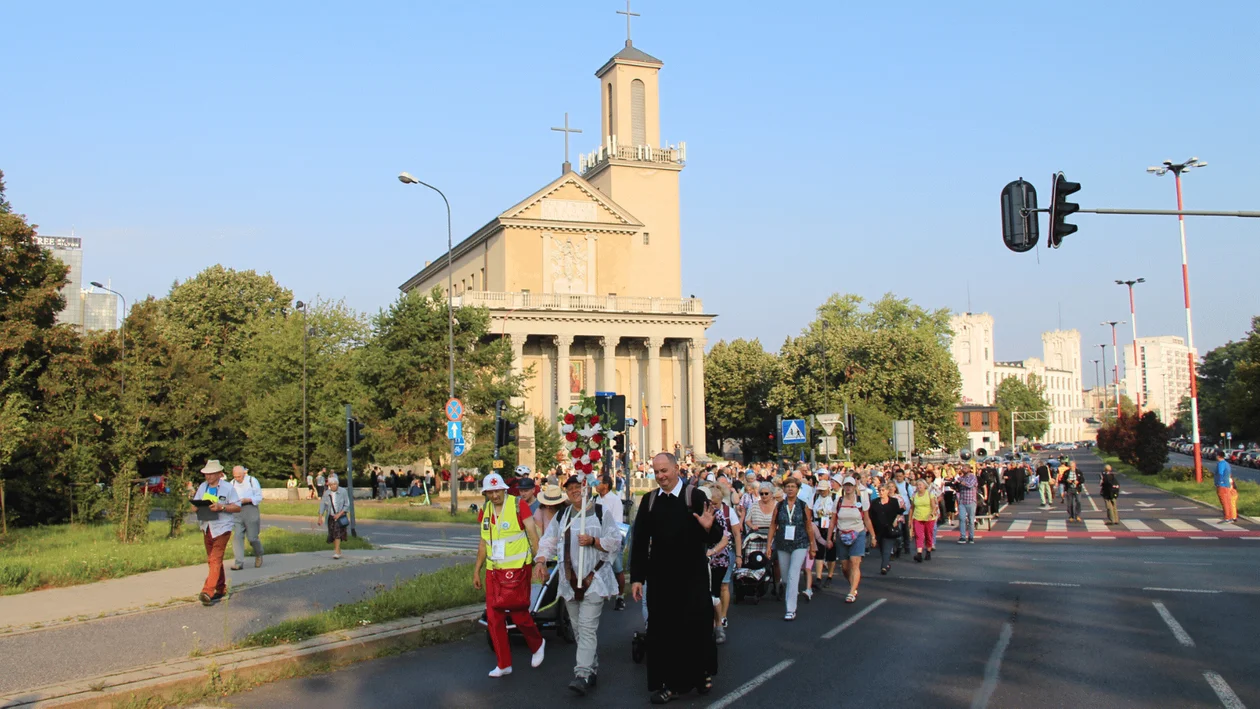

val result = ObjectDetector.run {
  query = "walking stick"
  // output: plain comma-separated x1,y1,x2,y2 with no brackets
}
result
578,475,588,589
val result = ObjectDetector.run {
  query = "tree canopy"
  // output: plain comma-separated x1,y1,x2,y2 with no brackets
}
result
995,374,1051,441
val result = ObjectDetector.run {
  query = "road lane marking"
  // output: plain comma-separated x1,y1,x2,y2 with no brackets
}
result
1199,518,1239,531
1143,587,1222,594
1007,520,1032,533
1152,601,1195,647
1047,520,1067,532
1045,535,1068,539
1204,672,1247,709
1010,581,1080,587
706,659,794,709
1091,536,1116,540
970,622,1013,709
1161,519,1196,532
1144,561,1212,566
1123,520,1153,532
1191,536,1220,540
1084,520,1109,532
898,576,953,581
820,597,886,639
1139,536,1166,540
1086,494,1100,512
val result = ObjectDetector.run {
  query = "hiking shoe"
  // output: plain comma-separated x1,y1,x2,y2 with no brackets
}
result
914,553,923,562
714,626,727,644
199,592,213,606
958,538,967,544
614,597,626,611
255,557,263,568
568,675,589,696
803,588,813,602
720,616,729,628
968,538,975,544
925,550,932,561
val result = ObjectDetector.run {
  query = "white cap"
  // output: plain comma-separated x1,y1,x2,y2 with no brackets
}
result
481,473,509,493
842,476,857,486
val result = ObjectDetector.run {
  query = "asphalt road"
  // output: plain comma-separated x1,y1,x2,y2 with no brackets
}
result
263,515,482,556
1168,451,1260,485
218,454,1260,709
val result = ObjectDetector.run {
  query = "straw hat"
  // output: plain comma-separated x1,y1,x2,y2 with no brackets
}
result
200,460,225,475
538,484,565,506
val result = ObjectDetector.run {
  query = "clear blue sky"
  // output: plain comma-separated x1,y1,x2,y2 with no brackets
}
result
4,1,1257,386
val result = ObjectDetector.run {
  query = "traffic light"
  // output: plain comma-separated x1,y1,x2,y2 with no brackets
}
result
844,413,857,448
493,399,518,454
347,418,365,446
1000,178,1039,252
1048,172,1081,248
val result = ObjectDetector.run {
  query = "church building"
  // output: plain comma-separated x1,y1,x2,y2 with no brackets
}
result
400,33,715,469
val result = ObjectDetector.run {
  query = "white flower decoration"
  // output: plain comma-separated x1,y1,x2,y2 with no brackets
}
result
561,424,575,434
581,455,591,465
577,425,600,438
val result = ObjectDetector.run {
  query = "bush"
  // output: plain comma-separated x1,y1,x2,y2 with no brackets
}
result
1134,412,1170,474
1157,466,1196,482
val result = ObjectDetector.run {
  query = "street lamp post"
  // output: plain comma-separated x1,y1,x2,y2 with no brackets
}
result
1098,343,1111,415
1115,279,1146,417
296,301,310,486
399,172,458,516
1101,321,1125,418
90,282,126,397
1148,157,1207,482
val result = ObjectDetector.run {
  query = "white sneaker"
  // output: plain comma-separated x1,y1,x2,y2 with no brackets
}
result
489,666,513,678
531,639,546,668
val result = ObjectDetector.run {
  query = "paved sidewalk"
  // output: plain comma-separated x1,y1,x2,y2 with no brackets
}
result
0,551,474,695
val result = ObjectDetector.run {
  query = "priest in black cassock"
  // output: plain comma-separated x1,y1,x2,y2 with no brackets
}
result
630,452,720,704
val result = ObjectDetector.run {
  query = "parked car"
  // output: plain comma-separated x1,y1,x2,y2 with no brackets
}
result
141,475,168,495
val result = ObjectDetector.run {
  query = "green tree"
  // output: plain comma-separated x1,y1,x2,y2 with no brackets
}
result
532,412,563,472
1133,411,1170,474
769,293,967,455
0,169,12,214
1227,317,1260,440
358,289,525,477
995,374,1052,441
161,265,294,374
704,338,778,461
1193,339,1247,436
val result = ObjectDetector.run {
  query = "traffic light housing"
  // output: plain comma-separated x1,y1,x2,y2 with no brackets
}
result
347,418,366,446
493,399,518,454
1048,172,1081,248
844,413,857,449
1000,178,1039,252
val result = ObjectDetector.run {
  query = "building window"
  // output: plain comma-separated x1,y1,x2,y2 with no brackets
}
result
643,232,650,245
984,347,989,360
607,83,613,138
986,372,991,385
982,411,990,427
631,79,646,146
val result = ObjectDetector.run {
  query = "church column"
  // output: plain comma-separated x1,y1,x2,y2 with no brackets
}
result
600,336,618,395
689,338,708,458
507,335,534,469
555,334,574,415
671,342,685,453
646,337,664,456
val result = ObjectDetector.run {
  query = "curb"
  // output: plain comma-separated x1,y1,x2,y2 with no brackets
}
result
0,604,484,709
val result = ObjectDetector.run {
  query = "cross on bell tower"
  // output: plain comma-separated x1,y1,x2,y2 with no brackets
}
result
616,0,640,47
551,112,583,175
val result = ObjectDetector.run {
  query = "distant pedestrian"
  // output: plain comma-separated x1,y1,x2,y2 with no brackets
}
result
1061,462,1083,522
186,460,241,606
869,483,904,575
315,468,327,499
1100,464,1121,525
767,477,817,619
1214,451,1239,523
956,466,978,544
1036,462,1053,508
317,474,350,559
377,470,388,500
475,472,545,678
833,477,875,603
229,465,265,569
910,478,939,562
306,472,316,500
286,473,300,501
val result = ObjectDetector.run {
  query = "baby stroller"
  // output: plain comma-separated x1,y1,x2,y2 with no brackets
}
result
732,531,772,604
478,561,575,650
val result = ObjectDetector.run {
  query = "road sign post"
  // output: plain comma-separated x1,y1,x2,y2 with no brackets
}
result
446,420,463,440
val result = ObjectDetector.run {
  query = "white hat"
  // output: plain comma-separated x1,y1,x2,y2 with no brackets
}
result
200,460,224,475
481,473,509,493
515,465,532,476
841,476,857,486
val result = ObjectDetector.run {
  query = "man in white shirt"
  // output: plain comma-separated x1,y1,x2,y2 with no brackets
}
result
536,476,623,696
595,473,626,610
230,465,265,569
186,460,241,606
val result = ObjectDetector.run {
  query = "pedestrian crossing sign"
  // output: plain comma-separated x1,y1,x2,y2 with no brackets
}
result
781,418,807,444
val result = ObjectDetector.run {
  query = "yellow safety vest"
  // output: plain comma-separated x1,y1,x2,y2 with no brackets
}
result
482,499,532,570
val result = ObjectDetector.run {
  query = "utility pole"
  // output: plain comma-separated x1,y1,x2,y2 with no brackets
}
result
344,404,358,536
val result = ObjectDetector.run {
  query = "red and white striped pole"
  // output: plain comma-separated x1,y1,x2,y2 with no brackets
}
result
1150,158,1206,484
1101,321,1124,418
1128,283,1141,417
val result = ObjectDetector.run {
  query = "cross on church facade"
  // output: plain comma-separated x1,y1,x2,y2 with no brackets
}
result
616,0,640,46
551,112,583,174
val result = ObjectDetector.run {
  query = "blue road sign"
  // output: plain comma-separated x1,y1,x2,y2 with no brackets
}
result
445,398,464,422
453,437,467,456
781,418,807,445
446,420,463,440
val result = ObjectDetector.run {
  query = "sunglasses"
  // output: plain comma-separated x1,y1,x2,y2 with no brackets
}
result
759,492,770,497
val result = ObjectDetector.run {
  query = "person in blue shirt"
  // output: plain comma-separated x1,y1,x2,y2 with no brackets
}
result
1214,451,1238,523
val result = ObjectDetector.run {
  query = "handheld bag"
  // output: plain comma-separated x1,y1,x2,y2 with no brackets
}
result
488,567,532,611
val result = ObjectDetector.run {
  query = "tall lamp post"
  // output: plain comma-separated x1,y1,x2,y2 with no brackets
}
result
1101,321,1125,418
1115,278,1145,416
90,282,126,397
1148,157,1207,482
1097,344,1111,415
296,301,310,487
398,172,458,516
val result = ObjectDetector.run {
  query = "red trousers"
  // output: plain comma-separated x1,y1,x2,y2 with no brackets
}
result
202,528,232,596
1217,486,1239,521
913,519,936,550
485,565,542,670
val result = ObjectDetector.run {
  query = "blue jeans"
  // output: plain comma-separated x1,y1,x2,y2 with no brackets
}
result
879,536,896,567
958,502,976,540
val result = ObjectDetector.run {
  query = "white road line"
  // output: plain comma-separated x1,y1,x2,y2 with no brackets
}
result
1200,518,1238,532
1161,518,1196,532
706,659,795,709
1191,536,1220,540
1173,506,1201,510
1204,671,1247,709
1045,535,1068,539
1007,520,1032,533
1002,536,1026,539
1086,494,1100,512
1139,536,1167,540
1144,561,1212,566
1010,581,1080,587
1047,520,1067,532
1123,519,1153,532
1091,536,1116,540
971,622,1013,709
1085,519,1108,532
898,576,953,581
1143,587,1222,594
820,597,886,639
1241,537,1260,540
1152,601,1195,647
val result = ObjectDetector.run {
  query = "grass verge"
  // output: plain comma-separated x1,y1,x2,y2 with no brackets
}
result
0,522,371,595
1100,453,1260,517
264,499,478,524
241,562,482,647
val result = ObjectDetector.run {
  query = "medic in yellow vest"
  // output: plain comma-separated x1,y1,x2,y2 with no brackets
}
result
474,472,546,678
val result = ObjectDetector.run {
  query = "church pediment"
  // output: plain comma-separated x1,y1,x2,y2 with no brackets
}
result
499,173,642,229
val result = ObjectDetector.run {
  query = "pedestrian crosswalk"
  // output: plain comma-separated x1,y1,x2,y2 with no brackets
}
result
983,517,1255,536
380,535,480,555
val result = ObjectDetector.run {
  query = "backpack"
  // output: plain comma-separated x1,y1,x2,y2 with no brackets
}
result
562,501,604,526
646,481,695,513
